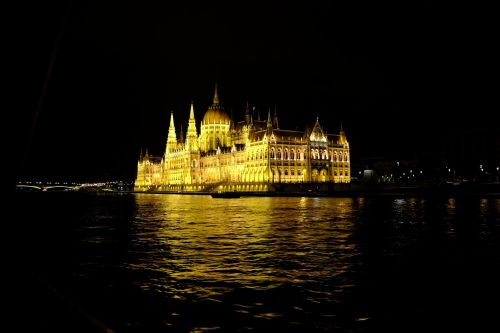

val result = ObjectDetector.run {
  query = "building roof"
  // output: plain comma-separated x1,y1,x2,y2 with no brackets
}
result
202,108,231,124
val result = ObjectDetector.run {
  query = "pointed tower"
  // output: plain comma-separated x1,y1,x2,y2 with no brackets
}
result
186,101,198,151
273,105,279,129
166,111,177,153
245,100,251,124
267,108,272,130
339,121,347,145
179,124,184,144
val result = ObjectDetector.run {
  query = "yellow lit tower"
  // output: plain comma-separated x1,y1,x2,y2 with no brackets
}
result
184,102,201,185
185,102,198,151
166,111,177,153
163,111,178,187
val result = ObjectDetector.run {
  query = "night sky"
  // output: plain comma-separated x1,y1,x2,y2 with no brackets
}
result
16,1,497,181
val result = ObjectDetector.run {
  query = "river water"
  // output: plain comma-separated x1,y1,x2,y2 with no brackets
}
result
13,193,500,332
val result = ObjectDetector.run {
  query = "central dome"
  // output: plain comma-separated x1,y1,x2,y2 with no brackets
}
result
202,83,230,125
203,108,230,124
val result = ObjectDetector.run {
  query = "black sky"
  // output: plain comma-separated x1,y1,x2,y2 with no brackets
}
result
16,1,497,180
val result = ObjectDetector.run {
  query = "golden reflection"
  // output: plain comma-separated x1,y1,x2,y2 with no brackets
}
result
479,198,488,216
129,194,359,298
356,197,365,206
447,198,456,210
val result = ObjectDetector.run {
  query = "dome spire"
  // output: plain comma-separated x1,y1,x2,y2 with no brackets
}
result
213,82,219,105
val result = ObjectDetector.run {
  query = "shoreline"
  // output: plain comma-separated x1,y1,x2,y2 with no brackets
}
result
16,183,500,198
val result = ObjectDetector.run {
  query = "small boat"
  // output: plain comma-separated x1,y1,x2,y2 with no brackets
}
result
211,191,241,198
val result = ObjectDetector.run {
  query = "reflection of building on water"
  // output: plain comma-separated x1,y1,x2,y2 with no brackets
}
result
135,84,350,192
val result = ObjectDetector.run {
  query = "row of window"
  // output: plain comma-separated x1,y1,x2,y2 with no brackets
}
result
268,148,349,161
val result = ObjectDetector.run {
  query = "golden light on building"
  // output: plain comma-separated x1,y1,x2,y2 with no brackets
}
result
135,85,350,192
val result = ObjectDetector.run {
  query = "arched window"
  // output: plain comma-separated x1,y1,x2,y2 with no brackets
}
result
284,148,289,160
277,148,282,160
311,149,315,159
291,149,295,160
270,148,275,159
344,152,349,162
298,149,303,160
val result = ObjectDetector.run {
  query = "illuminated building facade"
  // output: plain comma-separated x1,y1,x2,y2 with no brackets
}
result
135,85,350,192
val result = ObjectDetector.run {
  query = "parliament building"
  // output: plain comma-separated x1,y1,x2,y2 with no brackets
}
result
135,85,350,192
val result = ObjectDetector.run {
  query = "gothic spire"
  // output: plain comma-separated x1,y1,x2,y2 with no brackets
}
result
245,100,251,124
339,120,347,145
272,105,279,129
166,110,177,152
189,101,195,120
186,102,198,151
267,108,272,129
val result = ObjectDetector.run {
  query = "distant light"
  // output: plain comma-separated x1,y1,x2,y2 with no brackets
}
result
448,168,451,172
420,170,423,174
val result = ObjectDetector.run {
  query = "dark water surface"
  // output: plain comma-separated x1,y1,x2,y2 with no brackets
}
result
12,193,500,332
